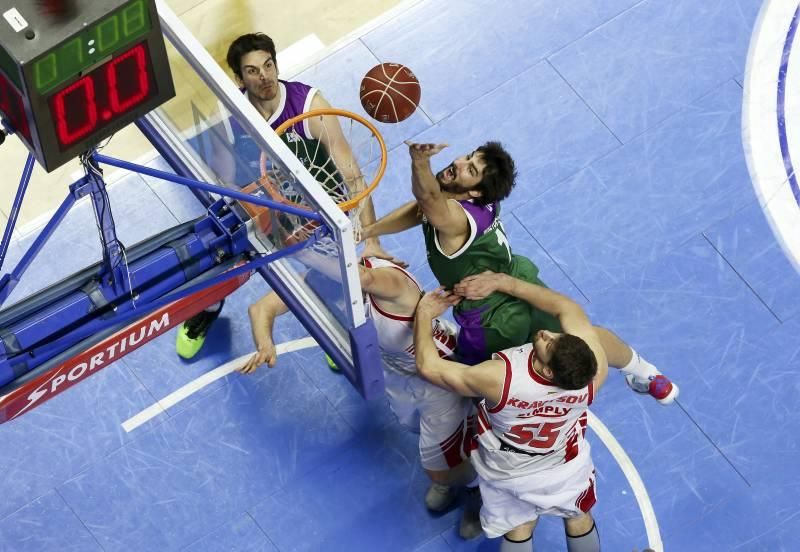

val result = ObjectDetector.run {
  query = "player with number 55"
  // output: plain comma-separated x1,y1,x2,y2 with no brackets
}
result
412,279,607,551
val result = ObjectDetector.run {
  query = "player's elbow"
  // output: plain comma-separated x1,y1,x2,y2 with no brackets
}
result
554,300,587,322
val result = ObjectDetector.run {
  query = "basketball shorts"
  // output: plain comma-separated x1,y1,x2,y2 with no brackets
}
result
455,255,561,365
475,444,597,538
383,369,474,471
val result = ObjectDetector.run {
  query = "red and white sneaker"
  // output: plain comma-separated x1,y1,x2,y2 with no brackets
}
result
625,374,679,405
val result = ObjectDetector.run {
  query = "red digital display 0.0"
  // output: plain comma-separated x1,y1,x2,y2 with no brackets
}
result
47,42,158,150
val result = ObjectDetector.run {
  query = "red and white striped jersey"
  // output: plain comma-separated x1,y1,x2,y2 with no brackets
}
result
474,342,594,475
362,258,458,375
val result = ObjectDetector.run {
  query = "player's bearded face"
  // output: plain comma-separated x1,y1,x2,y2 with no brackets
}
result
436,153,485,194
436,163,476,194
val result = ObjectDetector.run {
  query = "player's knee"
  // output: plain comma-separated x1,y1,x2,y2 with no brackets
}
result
505,520,537,542
564,511,595,536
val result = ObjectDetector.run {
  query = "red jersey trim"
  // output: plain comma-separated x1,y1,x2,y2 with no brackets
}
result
476,404,492,435
368,295,414,322
528,349,557,386
587,382,594,406
487,351,512,413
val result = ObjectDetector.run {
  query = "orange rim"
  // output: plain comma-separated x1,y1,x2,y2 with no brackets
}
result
260,107,387,213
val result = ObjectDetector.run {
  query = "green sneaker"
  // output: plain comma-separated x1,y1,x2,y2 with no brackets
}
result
325,353,341,373
176,308,221,359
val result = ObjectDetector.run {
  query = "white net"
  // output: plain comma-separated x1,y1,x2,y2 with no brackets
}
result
251,108,386,257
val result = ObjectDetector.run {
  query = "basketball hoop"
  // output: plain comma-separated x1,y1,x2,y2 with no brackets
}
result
249,108,386,248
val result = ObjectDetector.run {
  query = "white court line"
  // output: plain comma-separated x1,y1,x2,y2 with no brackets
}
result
122,337,661,549
122,337,318,432
743,0,800,275
588,411,663,552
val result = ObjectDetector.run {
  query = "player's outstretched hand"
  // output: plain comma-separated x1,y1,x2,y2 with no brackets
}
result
360,239,408,268
239,342,278,374
417,287,461,319
405,141,448,160
454,270,504,300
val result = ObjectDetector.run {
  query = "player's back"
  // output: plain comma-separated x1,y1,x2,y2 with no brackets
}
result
362,258,457,375
473,343,593,478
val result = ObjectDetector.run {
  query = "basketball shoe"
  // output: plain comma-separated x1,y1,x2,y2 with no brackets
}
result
425,483,456,512
625,373,679,405
324,354,341,373
459,486,483,539
176,308,222,359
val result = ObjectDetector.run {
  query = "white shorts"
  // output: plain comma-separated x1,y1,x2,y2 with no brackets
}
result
476,445,597,538
384,369,473,471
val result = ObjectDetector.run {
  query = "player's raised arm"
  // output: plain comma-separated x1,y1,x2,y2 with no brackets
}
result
406,142,470,238
308,93,391,261
413,289,505,400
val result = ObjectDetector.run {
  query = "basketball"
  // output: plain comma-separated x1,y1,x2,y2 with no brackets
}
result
359,63,421,123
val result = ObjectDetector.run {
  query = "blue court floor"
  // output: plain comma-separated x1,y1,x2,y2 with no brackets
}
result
2,0,799,550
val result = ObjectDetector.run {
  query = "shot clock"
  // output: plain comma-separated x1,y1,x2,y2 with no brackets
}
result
0,0,174,171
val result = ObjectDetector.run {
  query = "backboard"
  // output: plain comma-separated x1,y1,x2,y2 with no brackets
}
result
143,1,383,398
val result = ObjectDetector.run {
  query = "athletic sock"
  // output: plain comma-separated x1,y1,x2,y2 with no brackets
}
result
618,348,658,379
566,522,600,552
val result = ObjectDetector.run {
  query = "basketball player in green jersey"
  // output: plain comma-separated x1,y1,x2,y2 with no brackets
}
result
362,141,678,404
362,141,553,365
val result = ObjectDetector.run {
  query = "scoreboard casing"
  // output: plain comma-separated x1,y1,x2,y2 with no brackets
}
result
0,0,175,172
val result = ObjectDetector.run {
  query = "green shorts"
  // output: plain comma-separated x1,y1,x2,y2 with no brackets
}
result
454,255,561,364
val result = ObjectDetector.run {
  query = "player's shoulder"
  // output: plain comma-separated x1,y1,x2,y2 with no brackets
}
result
281,79,312,92
362,257,419,292
362,257,404,272
459,199,497,215
492,342,533,364
459,200,499,234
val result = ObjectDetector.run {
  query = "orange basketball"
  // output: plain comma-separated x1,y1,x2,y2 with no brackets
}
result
359,63,421,123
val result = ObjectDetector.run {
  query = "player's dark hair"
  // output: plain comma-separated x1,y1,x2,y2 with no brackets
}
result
548,334,597,390
227,33,277,79
472,141,516,206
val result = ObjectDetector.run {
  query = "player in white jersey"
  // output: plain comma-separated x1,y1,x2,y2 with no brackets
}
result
240,257,482,538
414,273,611,552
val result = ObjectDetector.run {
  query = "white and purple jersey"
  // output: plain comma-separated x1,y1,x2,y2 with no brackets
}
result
219,80,319,186
223,80,318,140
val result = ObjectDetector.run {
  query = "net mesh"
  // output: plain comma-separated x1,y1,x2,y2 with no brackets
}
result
248,108,386,257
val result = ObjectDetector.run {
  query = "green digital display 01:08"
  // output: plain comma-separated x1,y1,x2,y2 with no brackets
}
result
32,0,151,95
